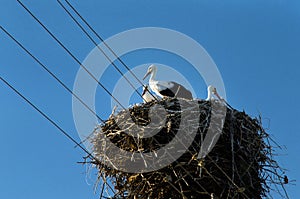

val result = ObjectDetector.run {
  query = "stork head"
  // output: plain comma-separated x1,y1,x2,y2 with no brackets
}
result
207,85,217,94
207,85,222,101
143,64,157,80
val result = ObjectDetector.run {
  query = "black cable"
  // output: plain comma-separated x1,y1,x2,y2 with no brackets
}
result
0,26,105,124
63,0,159,101
0,25,106,148
16,0,126,110
0,75,100,164
57,0,146,101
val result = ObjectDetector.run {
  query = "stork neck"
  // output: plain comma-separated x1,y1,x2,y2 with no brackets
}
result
206,91,212,100
149,70,157,82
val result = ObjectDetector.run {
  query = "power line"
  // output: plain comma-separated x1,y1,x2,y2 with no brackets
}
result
57,0,146,101
62,0,159,101
0,26,105,124
16,0,126,110
0,25,107,148
0,75,99,164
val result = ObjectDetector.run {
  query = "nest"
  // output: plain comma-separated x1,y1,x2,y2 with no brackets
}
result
88,98,288,199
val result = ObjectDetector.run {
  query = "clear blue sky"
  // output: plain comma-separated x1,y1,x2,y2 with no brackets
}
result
1,0,299,198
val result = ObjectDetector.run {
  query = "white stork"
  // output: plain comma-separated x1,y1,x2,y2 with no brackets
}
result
142,85,156,103
206,85,222,101
206,85,233,109
143,65,193,100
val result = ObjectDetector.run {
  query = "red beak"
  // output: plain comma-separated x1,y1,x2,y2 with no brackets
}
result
214,90,222,101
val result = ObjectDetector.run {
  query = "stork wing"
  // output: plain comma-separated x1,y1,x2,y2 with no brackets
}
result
155,81,174,91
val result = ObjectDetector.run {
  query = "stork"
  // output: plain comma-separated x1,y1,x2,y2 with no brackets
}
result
143,65,193,100
206,85,233,109
142,85,156,103
206,85,222,101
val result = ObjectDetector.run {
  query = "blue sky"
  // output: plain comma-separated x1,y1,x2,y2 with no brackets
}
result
1,0,299,198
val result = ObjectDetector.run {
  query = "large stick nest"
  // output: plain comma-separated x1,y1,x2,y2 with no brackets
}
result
89,98,288,199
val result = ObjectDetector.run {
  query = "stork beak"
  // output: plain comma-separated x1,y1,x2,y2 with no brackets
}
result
214,89,233,109
214,90,223,101
143,71,151,80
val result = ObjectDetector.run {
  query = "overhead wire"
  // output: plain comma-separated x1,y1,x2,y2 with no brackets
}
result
16,0,158,148
61,0,159,101
0,26,105,124
16,0,126,110
57,0,147,101
0,75,100,165
0,25,109,148
0,74,116,197
3,2,139,151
